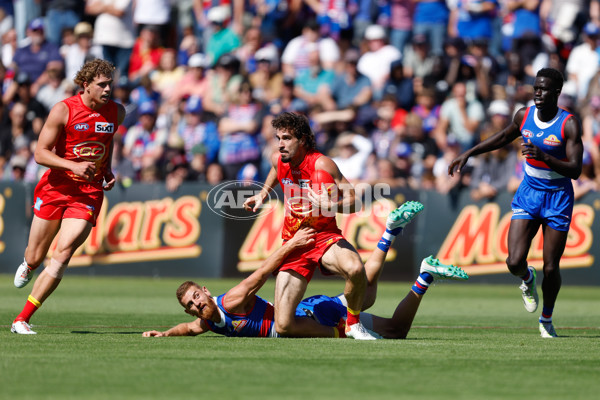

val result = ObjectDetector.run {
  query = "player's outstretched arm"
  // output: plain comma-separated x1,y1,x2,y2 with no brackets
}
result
222,227,316,312
142,318,208,337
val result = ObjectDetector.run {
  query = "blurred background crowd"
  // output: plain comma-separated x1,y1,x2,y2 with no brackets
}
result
1,0,600,201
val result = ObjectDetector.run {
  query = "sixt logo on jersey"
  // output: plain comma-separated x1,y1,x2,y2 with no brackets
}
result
73,141,106,161
74,123,89,131
95,122,114,134
543,135,561,146
522,129,533,138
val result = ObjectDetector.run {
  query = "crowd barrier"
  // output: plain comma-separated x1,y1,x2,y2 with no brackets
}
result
0,181,597,284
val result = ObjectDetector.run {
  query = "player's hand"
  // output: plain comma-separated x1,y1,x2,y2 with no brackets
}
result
448,155,469,177
103,171,116,191
243,193,265,212
307,186,334,211
142,330,165,337
288,227,316,249
72,161,97,181
521,140,545,161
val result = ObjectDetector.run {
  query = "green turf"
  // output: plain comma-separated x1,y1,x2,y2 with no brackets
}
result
1,274,599,400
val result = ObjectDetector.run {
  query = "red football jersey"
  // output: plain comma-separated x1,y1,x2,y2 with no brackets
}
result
50,93,119,187
276,150,341,240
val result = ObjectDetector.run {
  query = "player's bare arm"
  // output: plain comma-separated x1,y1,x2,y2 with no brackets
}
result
448,107,525,176
35,102,97,181
520,116,583,180
308,156,357,213
142,315,209,337
243,155,279,212
102,103,126,191
222,227,316,313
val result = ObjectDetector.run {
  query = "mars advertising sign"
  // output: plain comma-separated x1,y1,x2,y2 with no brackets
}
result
436,203,595,275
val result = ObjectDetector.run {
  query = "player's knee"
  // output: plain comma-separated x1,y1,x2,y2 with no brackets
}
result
505,256,526,275
44,258,67,279
344,260,366,282
274,319,294,336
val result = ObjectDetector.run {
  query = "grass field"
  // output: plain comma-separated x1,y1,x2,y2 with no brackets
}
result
1,273,599,400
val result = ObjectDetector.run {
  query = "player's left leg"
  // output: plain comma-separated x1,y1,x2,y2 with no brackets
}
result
538,225,568,338
364,257,468,339
12,218,93,335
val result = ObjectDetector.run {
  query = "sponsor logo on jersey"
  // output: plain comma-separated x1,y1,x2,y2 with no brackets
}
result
536,131,544,137
89,113,101,118
86,205,95,211
512,208,529,216
74,123,89,131
231,320,247,332
281,178,293,185
298,179,310,189
522,130,533,138
95,122,114,133
543,135,561,146
291,170,301,175
73,141,106,160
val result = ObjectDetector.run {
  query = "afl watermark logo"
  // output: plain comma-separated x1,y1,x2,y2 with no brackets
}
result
206,180,280,220
95,122,114,133
74,123,89,131
73,141,106,161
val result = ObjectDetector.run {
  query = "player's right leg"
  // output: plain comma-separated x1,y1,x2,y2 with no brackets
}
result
274,270,336,337
506,219,541,313
14,216,61,288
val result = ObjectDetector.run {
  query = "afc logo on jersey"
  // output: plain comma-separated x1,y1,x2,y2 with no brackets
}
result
73,141,106,161
522,129,533,139
74,123,89,131
543,134,561,146
281,178,294,185
95,122,114,134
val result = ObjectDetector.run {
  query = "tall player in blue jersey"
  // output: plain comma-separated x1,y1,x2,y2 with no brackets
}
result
449,68,584,338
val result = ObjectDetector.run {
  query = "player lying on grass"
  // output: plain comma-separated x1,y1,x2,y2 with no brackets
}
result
142,201,468,339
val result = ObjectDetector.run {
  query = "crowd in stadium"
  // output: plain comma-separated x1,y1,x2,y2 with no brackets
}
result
1,0,600,199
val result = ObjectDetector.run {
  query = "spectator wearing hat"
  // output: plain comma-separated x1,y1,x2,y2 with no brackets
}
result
566,22,600,101
203,53,243,117
205,5,241,67
85,0,135,82
168,52,209,105
123,101,168,178
172,95,220,164
357,24,402,100
128,24,164,85
64,22,103,84
323,48,372,112
218,79,265,179
249,45,283,103
281,18,340,77
10,17,63,97
412,0,450,56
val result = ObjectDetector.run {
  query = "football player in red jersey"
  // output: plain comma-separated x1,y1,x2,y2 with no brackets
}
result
11,59,126,335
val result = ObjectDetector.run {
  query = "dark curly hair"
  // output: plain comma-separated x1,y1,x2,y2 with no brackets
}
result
536,68,564,92
271,112,316,150
74,58,116,87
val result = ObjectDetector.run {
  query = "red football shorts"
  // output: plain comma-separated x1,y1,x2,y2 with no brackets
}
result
32,172,104,226
279,230,345,282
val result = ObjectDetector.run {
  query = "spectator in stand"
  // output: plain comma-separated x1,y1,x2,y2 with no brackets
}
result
281,18,340,77
402,34,436,81
411,86,441,137
128,25,164,85
582,95,600,181
44,0,83,46
448,0,499,44
111,133,136,188
193,0,244,50
64,22,103,84
150,48,186,101
383,59,414,111
129,73,161,112
173,95,220,164
235,26,263,75
323,48,372,112
35,67,73,112
357,24,401,100
249,46,283,103
203,53,243,118
205,162,225,185
2,28,17,68
304,0,350,41
573,149,598,199
566,22,600,102
433,136,470,194
293,43,336,110
85,0,135,82
205,5,241,67
10,18,63,97
0,101,34,159
433,80,485,153
218,80,265,179
3,72,47,135
123,101,168,179
0,5,13,39
132,0,173,47
402,112,439,184
412,0,450,56
389,0,416,55
504,0,541,50
330,132,374,182
168,52,209,106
